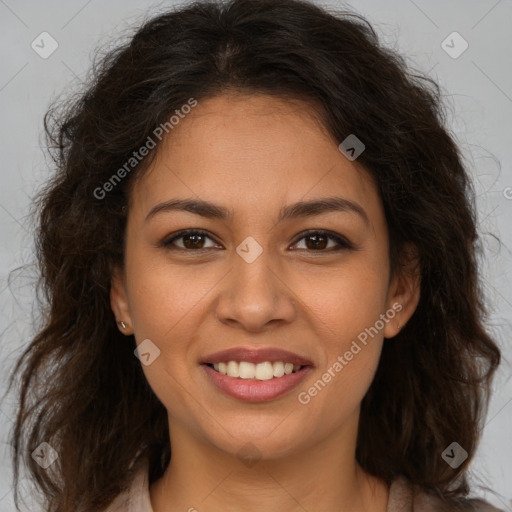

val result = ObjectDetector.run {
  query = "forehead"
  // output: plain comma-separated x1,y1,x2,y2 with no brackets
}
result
130,93,382,228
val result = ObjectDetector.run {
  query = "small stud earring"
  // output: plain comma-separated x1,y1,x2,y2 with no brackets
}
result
397,323,401,331
119,321,127,329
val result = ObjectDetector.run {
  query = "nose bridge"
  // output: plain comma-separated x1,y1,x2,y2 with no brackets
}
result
214,236,295,330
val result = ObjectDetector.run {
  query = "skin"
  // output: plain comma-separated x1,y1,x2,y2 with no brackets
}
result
110,92,421,512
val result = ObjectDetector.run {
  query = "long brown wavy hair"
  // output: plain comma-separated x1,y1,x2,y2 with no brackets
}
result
5,0,501,510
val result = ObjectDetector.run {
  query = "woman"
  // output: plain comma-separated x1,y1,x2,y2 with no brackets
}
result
7,0,503,510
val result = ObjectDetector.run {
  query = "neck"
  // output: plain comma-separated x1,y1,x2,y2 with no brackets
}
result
149,412,389,512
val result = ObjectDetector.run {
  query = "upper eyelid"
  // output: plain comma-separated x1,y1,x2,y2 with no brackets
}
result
291,230,355,250
164,229,220,246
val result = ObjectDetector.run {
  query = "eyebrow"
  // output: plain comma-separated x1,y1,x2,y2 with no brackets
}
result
145,196,369,227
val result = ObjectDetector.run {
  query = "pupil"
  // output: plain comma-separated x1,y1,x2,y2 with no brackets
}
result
185,234,203,249
307,234,326,250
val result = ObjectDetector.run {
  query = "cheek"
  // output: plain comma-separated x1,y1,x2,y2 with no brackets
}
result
293,292,384,444
301,260,389,347
123,257,207,403
301,344,383,437
125,251,216,339
294,258,387,415
126,268,208,426
139,361,209,443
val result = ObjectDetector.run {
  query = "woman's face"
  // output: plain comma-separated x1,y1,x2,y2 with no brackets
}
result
111,93,419,461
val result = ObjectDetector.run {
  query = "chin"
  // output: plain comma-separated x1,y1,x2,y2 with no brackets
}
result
196,414,315,461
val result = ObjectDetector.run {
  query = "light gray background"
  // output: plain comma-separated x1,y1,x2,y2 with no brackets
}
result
0,0,511,510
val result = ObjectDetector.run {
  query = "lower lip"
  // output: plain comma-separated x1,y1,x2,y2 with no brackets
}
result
201,364,312,402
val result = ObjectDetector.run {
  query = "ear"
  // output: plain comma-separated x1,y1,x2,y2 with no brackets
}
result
110,265,133,335
384,242,421,339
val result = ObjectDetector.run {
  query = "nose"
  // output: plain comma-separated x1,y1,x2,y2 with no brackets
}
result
213,244,297,333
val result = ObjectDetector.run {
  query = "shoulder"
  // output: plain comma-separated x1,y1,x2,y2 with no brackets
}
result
388,477,505,512
102,460,153,512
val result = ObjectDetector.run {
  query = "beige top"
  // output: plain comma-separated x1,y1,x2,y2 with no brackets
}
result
104,461,503,512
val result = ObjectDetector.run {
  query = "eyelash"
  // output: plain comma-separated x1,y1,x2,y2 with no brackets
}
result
161,229,355,253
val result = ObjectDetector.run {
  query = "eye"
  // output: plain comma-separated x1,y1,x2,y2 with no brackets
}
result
162,229,220,250
161,229,355,252
291,230,354,252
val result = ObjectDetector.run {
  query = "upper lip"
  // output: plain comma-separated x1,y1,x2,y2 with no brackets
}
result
201,347,314,366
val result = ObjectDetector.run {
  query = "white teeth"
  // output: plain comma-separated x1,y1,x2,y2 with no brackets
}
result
227,361,239,378
210,360,304,380
255,362,274,380
239,361,255,379
273,361,285,377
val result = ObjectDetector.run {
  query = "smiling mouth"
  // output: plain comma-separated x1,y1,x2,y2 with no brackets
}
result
204,361,305,380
